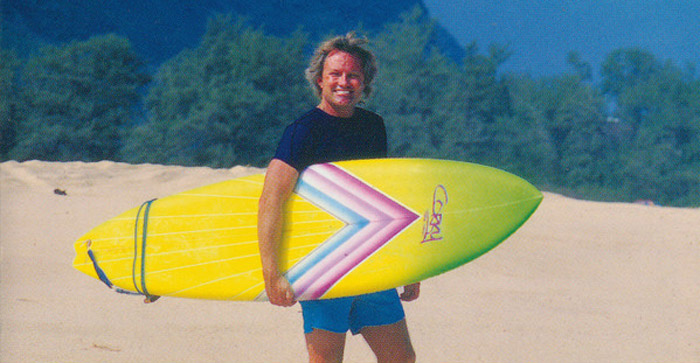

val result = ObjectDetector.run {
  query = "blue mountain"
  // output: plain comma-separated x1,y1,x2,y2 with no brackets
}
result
2,0,464,65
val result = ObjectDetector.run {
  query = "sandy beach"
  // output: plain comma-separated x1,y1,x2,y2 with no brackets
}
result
1,160,699,362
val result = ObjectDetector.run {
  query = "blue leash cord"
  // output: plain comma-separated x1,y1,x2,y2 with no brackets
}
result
86,241,142,296
87,198,160,301
132,199,157,297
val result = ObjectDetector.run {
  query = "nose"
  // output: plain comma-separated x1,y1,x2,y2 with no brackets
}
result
338,73,349,86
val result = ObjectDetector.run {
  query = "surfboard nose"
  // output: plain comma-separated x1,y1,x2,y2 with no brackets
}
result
516,176,543,210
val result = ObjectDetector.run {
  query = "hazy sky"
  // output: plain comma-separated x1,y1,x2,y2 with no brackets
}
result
422,0,700,76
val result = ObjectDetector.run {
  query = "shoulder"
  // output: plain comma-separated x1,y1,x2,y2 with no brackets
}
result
280,108,324,139
354,108,386,135
292,108,327,127
354,107,384,122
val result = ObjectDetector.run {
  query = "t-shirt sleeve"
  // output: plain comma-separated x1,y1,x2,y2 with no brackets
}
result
376,117,388,158
273,122,312,172
362,112,388,159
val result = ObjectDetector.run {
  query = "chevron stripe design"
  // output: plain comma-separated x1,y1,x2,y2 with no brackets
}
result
286,163,420,300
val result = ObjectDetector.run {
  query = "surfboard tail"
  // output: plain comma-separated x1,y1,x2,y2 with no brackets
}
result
73,239,98,279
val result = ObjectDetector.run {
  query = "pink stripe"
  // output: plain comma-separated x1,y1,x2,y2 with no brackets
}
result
292,163,419,300
295,223,384,299
302,167,388,221
305,219,411,299
316,164,411,218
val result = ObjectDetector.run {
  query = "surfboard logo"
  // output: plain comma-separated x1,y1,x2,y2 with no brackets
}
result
287,163,420,300
422,184,448,243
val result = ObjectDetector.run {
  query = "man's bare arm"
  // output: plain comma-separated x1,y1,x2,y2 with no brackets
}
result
257,159,299,306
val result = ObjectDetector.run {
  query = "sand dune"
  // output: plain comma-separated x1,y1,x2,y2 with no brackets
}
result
1,160,698,362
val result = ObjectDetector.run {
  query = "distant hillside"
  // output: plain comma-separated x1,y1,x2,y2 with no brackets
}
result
2,0,463,65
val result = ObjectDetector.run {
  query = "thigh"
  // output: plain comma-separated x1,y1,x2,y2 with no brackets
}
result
361,319,416,363
300,297,354,334
348,289,405,335
305,328,347,363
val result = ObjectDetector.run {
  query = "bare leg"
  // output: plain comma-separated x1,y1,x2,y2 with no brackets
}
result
361,319,416,363
305,329,347,363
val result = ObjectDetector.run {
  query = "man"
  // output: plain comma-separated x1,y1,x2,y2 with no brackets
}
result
257,33,419,362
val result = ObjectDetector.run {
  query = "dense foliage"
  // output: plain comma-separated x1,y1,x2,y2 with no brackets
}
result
7,35,150,161
122,16,312,167
2,9,699,207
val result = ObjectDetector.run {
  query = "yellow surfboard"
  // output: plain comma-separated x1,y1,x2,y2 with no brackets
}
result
73,159,542,301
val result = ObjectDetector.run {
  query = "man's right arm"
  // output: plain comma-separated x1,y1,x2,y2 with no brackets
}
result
257,158,299,307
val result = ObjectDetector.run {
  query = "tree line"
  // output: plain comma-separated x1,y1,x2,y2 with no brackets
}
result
2,8,699,207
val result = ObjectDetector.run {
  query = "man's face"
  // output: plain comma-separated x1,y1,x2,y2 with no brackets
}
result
317,50,365,118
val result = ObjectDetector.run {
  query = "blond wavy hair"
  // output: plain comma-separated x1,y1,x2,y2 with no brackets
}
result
305,32,378,99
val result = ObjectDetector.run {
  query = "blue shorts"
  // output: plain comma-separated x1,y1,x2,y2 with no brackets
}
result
300,289,405,335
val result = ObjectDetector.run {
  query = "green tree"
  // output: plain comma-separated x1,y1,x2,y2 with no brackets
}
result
12,34,149,161
566,51,593,81
504,67,612,198
368,6,453,158
0,49,21,160
602,48,700,205
496,75,558,184
444,42,512,164
124,16,311,167
369,6,513,166
544,76,608,189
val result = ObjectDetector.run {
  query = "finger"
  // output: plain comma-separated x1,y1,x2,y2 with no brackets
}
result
400,285,420,301
269,289,296,307
285,289,295,302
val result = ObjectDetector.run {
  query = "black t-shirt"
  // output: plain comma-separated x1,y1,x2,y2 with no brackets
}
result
274,107,387,172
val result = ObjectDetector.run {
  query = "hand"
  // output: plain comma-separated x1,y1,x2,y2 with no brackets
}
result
400,282,420,302
265,274,297,307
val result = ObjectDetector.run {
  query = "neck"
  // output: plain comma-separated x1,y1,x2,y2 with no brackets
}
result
317,102,355,118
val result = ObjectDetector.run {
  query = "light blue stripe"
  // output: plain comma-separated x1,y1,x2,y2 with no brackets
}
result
286,223,364,283
286,180,369,284
295,180,366,224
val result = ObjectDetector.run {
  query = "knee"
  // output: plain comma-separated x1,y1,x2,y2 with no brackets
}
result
401,347,417,363
305,328,347,363
305,334,345,363
399,348,417,363
377,346,415,363
308,347,344,363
